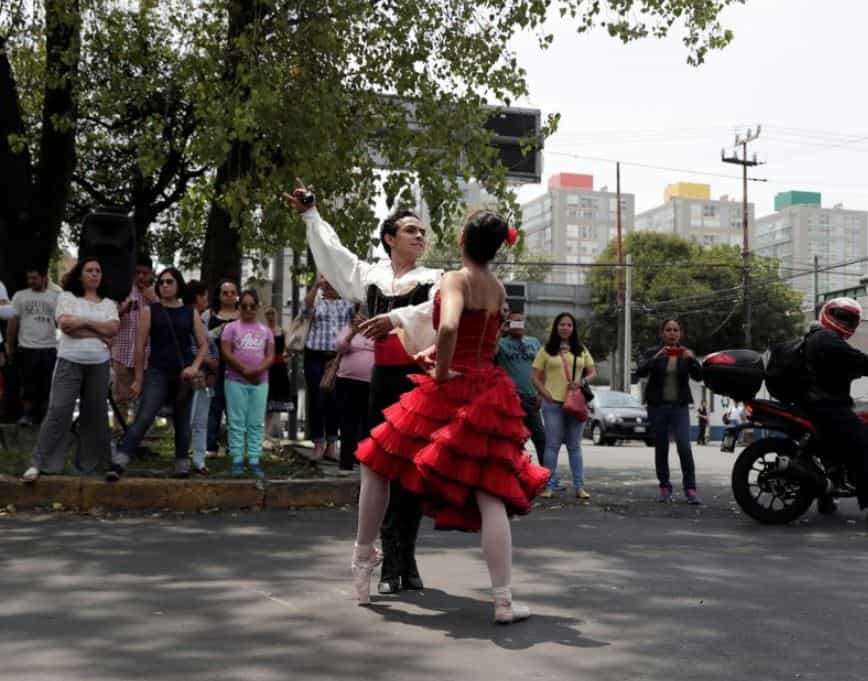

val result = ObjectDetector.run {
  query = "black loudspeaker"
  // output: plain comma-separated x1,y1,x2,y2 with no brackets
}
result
79,207,136,303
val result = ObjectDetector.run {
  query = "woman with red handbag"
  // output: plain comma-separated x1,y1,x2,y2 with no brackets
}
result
531,313,596,499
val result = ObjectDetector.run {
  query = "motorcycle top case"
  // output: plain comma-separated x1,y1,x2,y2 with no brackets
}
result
702,349,764,402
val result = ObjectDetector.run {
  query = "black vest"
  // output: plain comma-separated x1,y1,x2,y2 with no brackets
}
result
366,282,432,318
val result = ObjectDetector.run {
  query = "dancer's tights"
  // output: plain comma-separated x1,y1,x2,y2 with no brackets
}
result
354,468,512,590
355,464,390,549
476,490,512,589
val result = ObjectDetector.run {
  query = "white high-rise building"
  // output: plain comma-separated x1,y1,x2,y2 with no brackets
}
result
634,182,753,248
754,191,868,311
520,173,635,285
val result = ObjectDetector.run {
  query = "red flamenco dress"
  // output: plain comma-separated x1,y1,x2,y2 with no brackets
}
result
355,293,551,531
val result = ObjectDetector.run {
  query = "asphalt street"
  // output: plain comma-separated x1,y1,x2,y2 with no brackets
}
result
2,443,868,681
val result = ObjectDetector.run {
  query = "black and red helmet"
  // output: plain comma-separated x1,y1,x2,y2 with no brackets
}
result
819,297,862,339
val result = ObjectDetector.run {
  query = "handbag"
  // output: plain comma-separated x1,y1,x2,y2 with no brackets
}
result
161,304,205,402
560,351,589,422
287,313,311,353
320,355,340,393
319,326,358,393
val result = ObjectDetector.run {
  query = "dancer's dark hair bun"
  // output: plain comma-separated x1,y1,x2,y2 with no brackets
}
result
463,210,509,264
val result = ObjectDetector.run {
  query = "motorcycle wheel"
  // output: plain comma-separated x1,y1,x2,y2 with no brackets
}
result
731,438,815,524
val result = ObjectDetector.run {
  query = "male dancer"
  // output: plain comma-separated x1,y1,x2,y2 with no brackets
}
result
285,180,442,595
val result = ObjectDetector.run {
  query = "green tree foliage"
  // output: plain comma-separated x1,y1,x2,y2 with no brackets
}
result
587,232,805,357
0,0,744,292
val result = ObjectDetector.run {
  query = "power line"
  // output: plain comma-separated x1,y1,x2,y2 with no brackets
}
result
544,150,768,184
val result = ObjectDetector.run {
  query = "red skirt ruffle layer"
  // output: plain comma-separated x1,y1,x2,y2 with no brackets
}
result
355,367,550,531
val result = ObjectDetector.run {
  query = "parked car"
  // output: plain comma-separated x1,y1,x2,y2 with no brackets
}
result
584,390,654,446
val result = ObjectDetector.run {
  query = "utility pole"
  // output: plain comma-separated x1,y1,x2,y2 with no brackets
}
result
722,125,762,348
813,255,820,320
288,249,301,441
623,253,632,393
615,162,625,390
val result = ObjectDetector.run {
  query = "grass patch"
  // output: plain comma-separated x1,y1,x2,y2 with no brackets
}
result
0,422,324,480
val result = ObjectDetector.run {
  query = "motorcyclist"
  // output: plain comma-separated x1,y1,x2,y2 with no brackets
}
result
801,297,868,514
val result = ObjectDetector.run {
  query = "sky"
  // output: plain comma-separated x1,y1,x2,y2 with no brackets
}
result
510,0,868,218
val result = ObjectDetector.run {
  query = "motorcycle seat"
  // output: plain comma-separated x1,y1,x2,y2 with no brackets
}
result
746,399,816,433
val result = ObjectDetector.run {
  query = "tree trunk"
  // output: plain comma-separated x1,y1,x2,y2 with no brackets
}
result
200,0,257,294
0,1,80,292
0,39,34,291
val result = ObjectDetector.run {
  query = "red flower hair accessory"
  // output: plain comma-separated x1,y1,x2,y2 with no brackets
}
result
505,226,519,247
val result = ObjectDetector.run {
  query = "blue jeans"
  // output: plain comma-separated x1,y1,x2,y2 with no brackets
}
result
225,379,268,464
649,403,697,491
115,367,192,466
541,401,586,489
190,387,212,469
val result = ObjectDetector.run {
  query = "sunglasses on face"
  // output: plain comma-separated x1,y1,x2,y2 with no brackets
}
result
240,303,257,311
158,279,175,286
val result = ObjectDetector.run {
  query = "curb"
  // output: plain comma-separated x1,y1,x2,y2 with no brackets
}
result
0,475,359,512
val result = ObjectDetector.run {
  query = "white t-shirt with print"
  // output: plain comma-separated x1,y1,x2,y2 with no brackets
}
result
55,292,119,364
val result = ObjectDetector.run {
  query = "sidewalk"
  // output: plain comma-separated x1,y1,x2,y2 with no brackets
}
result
1,423,360,512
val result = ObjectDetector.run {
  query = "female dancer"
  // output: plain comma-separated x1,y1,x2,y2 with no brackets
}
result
351,210,550,623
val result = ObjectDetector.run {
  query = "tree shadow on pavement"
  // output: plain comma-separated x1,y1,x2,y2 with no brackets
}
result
368,588,610,650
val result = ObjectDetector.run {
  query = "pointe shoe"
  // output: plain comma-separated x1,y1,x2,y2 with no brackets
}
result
351,544,383,605
493,587,531,625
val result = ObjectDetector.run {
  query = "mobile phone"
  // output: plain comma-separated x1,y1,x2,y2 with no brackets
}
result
508,320,525,329
665,346,685,357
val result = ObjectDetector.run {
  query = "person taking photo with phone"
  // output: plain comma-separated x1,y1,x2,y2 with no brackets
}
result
637,318,703,504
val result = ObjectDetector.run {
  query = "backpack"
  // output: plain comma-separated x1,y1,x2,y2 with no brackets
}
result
765,331,816,403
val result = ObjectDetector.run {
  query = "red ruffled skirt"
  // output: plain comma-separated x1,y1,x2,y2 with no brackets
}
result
355,366,551,531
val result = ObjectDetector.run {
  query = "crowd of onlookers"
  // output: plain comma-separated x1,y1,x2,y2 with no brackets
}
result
1,255,715,501
0,257,375,482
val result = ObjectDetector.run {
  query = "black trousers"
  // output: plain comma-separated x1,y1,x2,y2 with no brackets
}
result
369,363,424,584
697,421,708,445
336,376,370,471
17,347,57,420
805,400,868,509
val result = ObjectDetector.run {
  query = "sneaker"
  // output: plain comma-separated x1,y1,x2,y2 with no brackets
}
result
685,488,701,505
324,441,339,462
303,441,325,462
576,488,591,500
193,465,210,476
174,459,191,479
231,462,245,476
105,464,124,483
21,466,40,483
539,488,554,499
249,462,266,480
657,486,672,503
16,413,33,427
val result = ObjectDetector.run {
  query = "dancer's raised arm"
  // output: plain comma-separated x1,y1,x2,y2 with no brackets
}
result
283,179,370,303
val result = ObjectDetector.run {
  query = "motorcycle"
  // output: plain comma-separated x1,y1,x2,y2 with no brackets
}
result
704,349,865,524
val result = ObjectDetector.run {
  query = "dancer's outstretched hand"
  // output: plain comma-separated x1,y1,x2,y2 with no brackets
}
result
359,313,394,340
281,177,315,213
413,345,436,369
430,367,461,383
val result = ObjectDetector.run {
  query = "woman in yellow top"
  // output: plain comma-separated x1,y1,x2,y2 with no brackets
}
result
531,312,596,499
